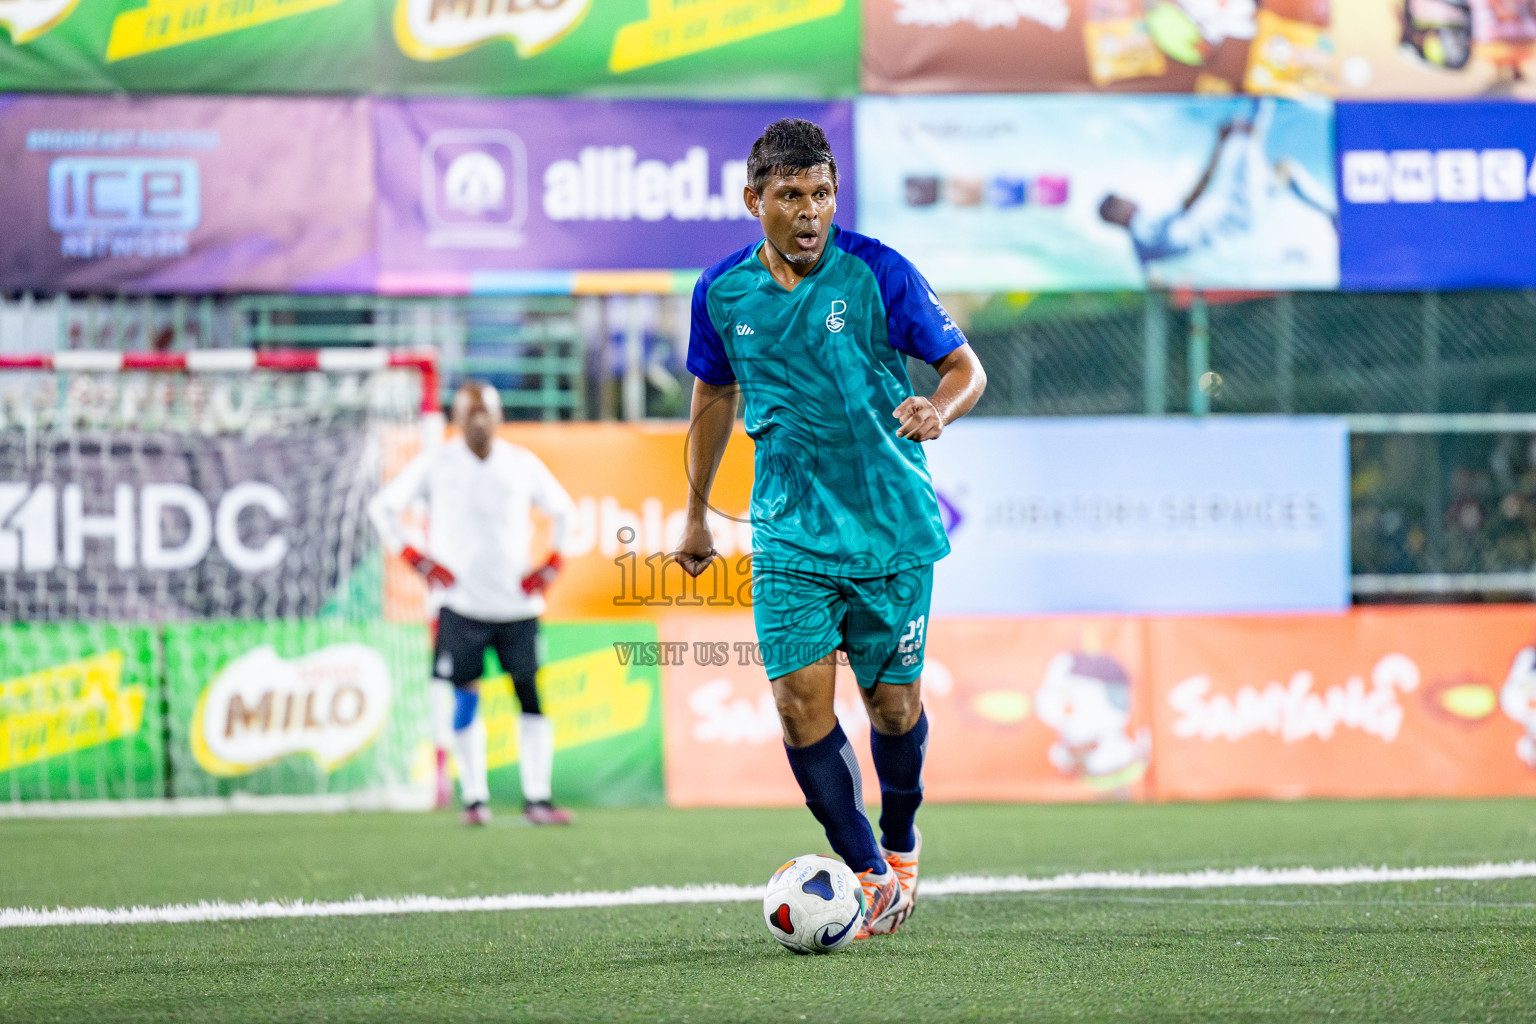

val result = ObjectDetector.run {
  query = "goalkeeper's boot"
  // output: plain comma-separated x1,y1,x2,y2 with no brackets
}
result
434,747,453,811
853,861,908,940
869,827,921,935
523,800,573,826
461,801,491,826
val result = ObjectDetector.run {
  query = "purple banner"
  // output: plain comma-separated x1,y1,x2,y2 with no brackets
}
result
373,99,855,293
0,95,375,294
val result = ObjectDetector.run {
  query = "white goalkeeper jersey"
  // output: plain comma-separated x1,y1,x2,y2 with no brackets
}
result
368,436,575,622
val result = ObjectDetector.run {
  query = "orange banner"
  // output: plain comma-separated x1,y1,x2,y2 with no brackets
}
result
1148,606,1536,801
659,613,1152,807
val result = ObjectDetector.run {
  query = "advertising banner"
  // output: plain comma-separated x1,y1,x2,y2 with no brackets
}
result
863,0,1335,97
0,0,858,96
374,99,854,293
163,620,429,798
1337,100,1536,291
1147,606,1536,801
926,417,1350,615
486,621,665,807
855,95,1338,292
660,613,1152,807
0,427,381,622
0,623,163,801
383,423,757,623
1331,1,1536,99
0,95,375,293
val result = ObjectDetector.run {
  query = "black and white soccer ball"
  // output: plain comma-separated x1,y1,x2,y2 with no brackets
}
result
762,854,865,954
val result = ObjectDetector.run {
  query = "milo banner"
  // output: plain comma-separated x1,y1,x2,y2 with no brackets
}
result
0,427,379,621
0,623,164,801
0,0,857,96
0,95,375,293
163,620,429,798
373,98,855,293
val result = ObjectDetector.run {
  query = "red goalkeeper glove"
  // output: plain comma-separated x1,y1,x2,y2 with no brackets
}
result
402,546,455,589
520,553,564,595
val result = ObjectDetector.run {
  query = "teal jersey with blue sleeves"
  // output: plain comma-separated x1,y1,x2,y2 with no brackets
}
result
687,225,966,577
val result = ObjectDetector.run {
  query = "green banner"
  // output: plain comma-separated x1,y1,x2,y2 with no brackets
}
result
0,623,163,801
0,0,857,95
483,621,665,808
163,620,431,799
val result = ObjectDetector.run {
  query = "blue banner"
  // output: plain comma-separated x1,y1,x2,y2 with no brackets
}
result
1338,101,1536,291
926,418,1350,615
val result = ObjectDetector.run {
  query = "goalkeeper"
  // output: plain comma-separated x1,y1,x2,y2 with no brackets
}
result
369,381,575,826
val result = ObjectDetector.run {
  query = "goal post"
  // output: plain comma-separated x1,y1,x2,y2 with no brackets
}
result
0,348,442,808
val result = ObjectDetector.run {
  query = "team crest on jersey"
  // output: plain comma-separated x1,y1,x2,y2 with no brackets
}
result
736,323,755,336
436,652,453,679
826,300,847,333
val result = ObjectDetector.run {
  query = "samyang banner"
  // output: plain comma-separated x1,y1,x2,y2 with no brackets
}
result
0,427,380,622
374,99,855,294
856,94,1338,292
0,95,375,293
0,0,857,96
1337,100,1536,291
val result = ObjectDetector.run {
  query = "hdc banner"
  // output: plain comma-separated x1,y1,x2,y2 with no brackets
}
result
856,95,1338,292
926,417,1350,615
0,95,375,293
373,99,855,293
0,0,858,96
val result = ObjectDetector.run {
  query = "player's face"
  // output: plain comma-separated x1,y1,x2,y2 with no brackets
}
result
453,386,501,454
747,165,838,267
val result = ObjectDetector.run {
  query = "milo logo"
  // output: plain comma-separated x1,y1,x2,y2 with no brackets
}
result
395,0,590,61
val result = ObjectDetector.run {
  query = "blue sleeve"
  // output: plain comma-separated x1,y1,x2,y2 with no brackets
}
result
685,273,736,386
862,243,967,363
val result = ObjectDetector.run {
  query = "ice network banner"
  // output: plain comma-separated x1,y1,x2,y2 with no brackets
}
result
856,94,1338,292
374,99,855,292
0,94,375,293
0,0,857,96
1337,100,1536,290
924,417,1350,615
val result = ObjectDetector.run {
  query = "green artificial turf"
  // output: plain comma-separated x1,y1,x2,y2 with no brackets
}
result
3,800,1535,1023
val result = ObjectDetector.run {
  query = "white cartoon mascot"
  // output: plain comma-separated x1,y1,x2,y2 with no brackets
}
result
1500,645,1536,768
1035,651,1152,783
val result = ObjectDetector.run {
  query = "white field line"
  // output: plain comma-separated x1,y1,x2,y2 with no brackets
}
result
6,861,1536,929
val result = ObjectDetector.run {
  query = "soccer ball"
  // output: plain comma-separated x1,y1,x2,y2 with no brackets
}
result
762,854,866,954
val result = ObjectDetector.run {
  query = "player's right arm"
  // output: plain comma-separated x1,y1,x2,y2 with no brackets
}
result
367,451,454,588
678,270,739,578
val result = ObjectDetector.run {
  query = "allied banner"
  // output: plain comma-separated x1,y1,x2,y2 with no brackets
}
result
659,613,1152,807
926,417,1350,614
0,623,164,801
0,426,380,621
1337,100,1536,291
0,95,375,293
1148,606,1536,801
863,0,1335,97
855,95,1338,292
0,0,858,96
374,99,855,293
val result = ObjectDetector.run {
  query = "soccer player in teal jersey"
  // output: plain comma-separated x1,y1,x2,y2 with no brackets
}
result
677,119,986,939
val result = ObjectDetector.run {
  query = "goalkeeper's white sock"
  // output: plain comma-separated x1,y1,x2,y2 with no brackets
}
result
429,679,455,752
454,716,490,806
519,712,555,804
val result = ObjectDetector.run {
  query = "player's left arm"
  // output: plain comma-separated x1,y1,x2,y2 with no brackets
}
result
522,454,575,595
894,343,986,442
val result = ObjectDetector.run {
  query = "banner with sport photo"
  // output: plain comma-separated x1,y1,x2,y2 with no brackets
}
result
0,94,375,293
373,98,855,293
0,0,857,96
855,94,1338,292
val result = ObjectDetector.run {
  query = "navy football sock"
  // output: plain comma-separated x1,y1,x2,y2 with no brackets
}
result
871,709,928,854
784,723,884,874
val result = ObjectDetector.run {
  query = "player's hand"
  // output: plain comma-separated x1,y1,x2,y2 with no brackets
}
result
402,546,456,588
894,396,944,441
520,553,564,596
674,520,717,578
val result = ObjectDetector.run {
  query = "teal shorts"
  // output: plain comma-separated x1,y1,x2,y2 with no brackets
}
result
751,563,933,688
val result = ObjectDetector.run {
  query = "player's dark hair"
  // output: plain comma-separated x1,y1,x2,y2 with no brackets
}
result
747,119,838,195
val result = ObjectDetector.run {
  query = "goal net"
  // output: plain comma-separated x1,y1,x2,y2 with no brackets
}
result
0,350,440,806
